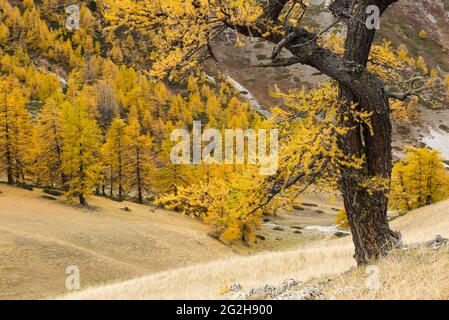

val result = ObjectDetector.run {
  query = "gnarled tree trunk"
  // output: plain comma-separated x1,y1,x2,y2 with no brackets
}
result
337,1,400,264
221,0,402,264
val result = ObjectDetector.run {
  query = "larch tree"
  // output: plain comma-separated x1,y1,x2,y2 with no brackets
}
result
390,147,449,212
104,0,442,264
32,93,67,188
0,76,31,185
102,117,127,200
124,116,154,203
62,98,102,206
96,79,117,132
156,121,193,194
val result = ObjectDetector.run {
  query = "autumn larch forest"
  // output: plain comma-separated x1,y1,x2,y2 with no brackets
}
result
1,0,449,301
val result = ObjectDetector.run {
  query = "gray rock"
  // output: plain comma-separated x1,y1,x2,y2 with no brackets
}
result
334,231,349,238
282,278,298,290
232,291,248,300
229,283,243,293
277,287,324,300
262,284,281,297
247,284,283,299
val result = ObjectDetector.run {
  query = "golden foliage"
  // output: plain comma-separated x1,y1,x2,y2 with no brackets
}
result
103,0,265,79
336,209,349,229
390,147,449,213
418,30,427,39
156,166,264,244
62,97,103,204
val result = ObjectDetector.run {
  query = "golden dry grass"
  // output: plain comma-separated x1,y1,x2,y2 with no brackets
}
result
0,184,234,299
2,183,448,300
63,200,449,300
61,241,356,299
326,247,449,300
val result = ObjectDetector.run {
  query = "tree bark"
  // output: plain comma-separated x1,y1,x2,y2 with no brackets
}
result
336,1,400,264
79,193,86,206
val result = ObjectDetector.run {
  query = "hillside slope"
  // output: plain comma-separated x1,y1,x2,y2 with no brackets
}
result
0,184,234,299
62,198,449,300
206,0,449,161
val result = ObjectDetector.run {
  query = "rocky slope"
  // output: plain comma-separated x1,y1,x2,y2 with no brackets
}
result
206,0,449,158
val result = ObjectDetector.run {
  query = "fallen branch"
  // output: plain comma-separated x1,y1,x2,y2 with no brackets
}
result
404,235,448,250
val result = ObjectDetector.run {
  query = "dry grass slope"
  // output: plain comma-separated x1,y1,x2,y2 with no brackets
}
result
63,199,449,300
326,247,449,300
0,184,234,299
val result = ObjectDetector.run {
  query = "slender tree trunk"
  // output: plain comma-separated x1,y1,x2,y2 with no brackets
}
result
51,119,67,187
78,140,87,206
110,163,114,197
337,1,400,265
425,161,434,205
136,148,143,203
5,136,14,185
79,193,86,206
118,142,123,200
3,90,14,185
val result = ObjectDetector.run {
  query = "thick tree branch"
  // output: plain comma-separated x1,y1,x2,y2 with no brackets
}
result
221,2,397,109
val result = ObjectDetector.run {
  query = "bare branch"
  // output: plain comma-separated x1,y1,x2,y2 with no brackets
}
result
387,87,426,101
271,27,313,60
291,16,341,49
262,0,290,21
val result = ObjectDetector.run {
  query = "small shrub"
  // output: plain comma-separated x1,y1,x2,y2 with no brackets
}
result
302,202,318,207
418,30,427,39
41,195,57,201
336,209,349,229
17,184,33,191
43,188,64,197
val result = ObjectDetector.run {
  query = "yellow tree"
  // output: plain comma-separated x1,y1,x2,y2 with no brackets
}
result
62,98,102,206
205,91,221,128
445,76,449,98
0,76,32,184
32,93,67,187
157,165,265,243
102,117,127,199
390,147,449,212
155,121,193,194
124,116,154,203
105,0,443,264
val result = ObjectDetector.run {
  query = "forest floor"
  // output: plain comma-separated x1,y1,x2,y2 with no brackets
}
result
0,184,343,299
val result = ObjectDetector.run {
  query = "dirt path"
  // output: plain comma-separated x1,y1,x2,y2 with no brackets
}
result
0,185,234,299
